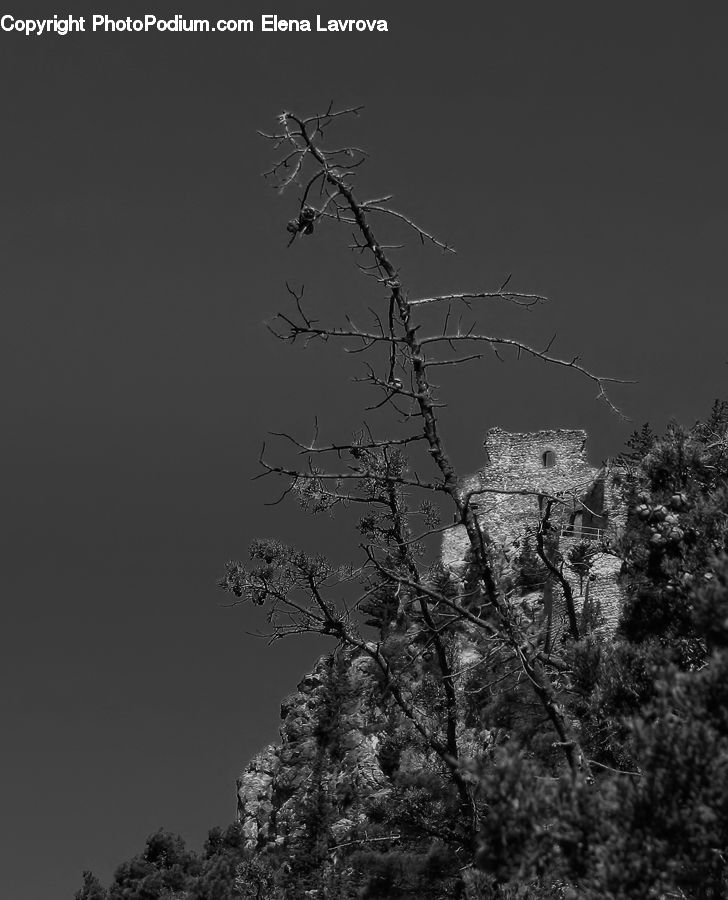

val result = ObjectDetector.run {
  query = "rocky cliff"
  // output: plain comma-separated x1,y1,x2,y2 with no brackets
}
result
237,650,391,852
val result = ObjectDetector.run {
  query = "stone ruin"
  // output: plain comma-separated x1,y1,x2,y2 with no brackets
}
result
235,428,629,862
441,427,627,634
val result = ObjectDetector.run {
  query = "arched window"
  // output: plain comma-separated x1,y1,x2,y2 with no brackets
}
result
542,449,556,468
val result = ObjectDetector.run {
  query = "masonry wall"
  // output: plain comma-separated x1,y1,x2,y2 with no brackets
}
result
441,427,626,632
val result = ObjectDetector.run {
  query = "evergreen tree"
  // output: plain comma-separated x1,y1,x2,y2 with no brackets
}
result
75,871,107,900
474,404,728,898
106,830,200,900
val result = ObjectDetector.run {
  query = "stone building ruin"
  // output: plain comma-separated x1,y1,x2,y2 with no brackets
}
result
442,427,627,634
235,427,631,862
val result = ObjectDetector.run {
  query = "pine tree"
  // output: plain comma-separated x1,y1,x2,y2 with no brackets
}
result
74,871,107,900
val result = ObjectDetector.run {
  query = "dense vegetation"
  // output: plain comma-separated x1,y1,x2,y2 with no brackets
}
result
475,401,728,899
77,402,728,898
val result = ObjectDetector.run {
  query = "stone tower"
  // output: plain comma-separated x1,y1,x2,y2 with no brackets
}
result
442,427,626,633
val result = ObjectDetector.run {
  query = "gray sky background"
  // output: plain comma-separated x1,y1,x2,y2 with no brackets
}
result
2,3,727,897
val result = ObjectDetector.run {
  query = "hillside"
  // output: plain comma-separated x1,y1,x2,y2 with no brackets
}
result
78,404,728,899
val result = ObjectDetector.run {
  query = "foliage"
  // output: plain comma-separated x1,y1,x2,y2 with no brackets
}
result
475,405,728,899
75,871,107,900
187,855,240,900
78,826,266,900
514,532,549,594
106,830,201,900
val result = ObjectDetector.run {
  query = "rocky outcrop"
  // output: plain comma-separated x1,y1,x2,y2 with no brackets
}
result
235,428,631,894
237,651,392,853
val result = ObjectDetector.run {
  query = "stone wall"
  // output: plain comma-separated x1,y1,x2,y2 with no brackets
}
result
441,427,627,632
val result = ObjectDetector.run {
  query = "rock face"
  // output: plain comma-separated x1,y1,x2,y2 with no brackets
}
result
237,652,391,853
237,746,278,847
236,639,496,900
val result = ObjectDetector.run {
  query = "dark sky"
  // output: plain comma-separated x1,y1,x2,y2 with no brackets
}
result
2,3,727,897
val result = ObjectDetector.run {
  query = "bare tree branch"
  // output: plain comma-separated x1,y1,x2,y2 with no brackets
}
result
237,106,623,800
409,290,548,309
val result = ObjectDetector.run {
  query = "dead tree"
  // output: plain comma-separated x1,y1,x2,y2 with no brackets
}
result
221,106,630,839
